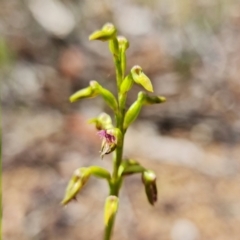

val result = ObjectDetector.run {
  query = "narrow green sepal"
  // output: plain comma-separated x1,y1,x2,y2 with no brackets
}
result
90,81,118,112
88,113,113,130
142,170,158,205
120,74,134,94
89,23,117,41
69,86,98,103
104,196,119,226
123,92,145,130
88,166,111,181
61,168,91,205
131,65,153,92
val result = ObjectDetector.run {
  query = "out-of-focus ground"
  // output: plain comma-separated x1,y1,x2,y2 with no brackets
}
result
2,0,240,239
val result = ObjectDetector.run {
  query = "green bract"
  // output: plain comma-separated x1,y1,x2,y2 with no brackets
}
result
63,22,166,240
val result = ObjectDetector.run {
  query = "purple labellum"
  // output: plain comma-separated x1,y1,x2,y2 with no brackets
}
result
98,130,115,143
97,130,116,158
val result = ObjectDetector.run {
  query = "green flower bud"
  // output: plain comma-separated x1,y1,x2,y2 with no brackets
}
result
123,92,145,130
142,170,157,205
90,81,118,112
120,74,134,94
88,113,113,130
131,65,153,92
143,94,166,105
89,23,117,41
117,36,129,50
61,168,91,205
104,196,119,226
69,85,98,103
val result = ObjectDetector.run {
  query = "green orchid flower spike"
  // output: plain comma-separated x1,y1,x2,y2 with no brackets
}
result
62,23,166,240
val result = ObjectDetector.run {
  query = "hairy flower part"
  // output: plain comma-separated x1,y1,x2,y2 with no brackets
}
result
98,130,116,158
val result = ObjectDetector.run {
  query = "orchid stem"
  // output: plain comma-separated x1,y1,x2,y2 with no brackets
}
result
104,49,125,240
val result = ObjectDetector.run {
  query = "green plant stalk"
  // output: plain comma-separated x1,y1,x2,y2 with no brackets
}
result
104,214,116,240
104,50,126,240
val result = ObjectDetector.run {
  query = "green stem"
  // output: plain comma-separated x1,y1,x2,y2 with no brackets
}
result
104,214,116,240
114,57,122,90
104,66,126,240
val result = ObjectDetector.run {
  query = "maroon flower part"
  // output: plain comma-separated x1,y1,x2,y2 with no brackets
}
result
98,130,115,143
97,130,116,158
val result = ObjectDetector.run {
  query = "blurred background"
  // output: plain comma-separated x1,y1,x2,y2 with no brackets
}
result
2,0,240,239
